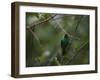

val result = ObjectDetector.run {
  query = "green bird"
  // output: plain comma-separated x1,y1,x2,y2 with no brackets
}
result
61,34,70,56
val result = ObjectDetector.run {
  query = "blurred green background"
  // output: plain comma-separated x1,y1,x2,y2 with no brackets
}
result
26,12,89,67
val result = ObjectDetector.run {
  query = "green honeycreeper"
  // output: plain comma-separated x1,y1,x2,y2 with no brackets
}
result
61,34,70,56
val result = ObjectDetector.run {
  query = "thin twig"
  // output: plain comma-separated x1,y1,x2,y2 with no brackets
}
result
74,16,84,33
54,57,61,65
66,41,89,65
27,28,42,47
67,16,84,40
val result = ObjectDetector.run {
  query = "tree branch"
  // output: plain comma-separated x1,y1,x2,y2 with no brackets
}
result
27,15,57,30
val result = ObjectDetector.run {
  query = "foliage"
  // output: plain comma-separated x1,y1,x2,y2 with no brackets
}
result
26,12,89,67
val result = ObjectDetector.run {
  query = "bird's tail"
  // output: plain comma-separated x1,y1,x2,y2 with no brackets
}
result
62,48,66,56
61,49,66,64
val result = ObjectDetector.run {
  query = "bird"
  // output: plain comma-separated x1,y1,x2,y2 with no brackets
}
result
61,34,70,56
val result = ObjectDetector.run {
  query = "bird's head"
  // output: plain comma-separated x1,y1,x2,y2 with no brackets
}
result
64,34,68,38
